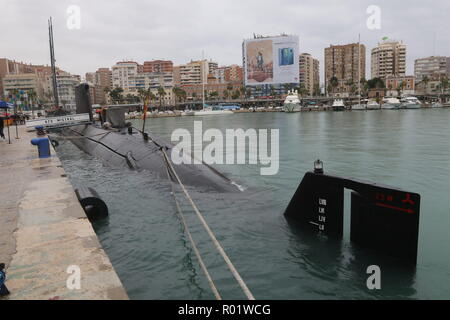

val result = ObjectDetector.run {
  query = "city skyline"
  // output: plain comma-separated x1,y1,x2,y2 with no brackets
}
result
1,0,449,82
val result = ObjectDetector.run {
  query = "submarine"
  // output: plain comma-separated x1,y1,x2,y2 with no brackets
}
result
56,84,241,193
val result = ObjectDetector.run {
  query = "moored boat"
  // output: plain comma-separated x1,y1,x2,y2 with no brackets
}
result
332,99,346,111
381,98,401,110
400,96,422,109
283,90,302,113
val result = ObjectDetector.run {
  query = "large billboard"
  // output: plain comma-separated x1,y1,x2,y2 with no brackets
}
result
244,35,299,86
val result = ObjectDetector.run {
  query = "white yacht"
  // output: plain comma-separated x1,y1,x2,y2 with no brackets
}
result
332,99,346,111
400,97,422,109
381,98,401,110
352,100,367,111
367,100,381,110
182,109,195,116
194,106,233,116
283,90,302,113
431,102,443,108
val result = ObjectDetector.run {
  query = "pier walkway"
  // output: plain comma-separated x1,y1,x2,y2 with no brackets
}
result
0,126,128,300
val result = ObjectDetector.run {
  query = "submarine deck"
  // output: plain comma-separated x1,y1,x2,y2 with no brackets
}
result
0,125,128,300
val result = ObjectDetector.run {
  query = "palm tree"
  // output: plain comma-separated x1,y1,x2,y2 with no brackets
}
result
422,76,430,94
157,86,166,109
313,83,321,97
172,87,181,105
137,88,151,111
396,81,404,98
240,86,246,99
440,76,449,94
210,91,219,100
28,89,38,117
345,80,354,96
223,90,229,100
329,76,339,96
109,87,124,104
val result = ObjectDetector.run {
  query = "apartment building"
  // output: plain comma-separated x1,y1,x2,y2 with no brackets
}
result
415,56,450,82
44,72,81,110
143,60,174,73
324,43,366,96
371,41,407,78
299,53,320,96
112,61,139,91
178,60,218,86
2,73,45,101
0,58,59,99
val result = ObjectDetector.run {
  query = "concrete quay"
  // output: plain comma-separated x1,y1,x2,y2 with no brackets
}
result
0,126,128,300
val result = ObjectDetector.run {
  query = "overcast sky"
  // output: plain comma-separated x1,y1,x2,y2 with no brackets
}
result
1,0,449,82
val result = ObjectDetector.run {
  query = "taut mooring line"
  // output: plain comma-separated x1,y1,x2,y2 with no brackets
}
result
161,148,255,300
163,161,222,300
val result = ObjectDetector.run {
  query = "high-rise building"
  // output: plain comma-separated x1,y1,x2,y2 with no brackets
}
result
143,60,174,73
212,67,227,84
173,66,181,87
178,60,218,86
299,53,320,96
371,41,407,79
225,65,244,83
112,61,139,91
414,56,450,82
324,43,366,96
0,58,63,99
95,68,112,104
2,73,45,102
211,65,244,84
85,72,96,84
44,72,81,110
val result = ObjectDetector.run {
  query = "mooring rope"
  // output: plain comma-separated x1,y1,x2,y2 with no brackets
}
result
160,148,255,300
163,161,222,300
50,131,113,140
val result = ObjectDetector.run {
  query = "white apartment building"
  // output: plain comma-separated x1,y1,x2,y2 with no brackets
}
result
112,61,139,91
44,72,81,110
129,72,175,106
2,73,45,99
371,41,407,78
179,60,218,86
415,56,450,82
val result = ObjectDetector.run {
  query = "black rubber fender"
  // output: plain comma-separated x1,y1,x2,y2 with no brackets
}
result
75,187,109,221
50,139,59,148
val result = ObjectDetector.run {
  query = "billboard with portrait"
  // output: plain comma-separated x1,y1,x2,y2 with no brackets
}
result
244,35,299,86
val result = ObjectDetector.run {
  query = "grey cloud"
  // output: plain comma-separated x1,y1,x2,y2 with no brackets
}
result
0,0,448,81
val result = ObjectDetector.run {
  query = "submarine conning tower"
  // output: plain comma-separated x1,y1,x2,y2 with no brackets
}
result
75,83,127,129
75,83,94,122
284,160,421,265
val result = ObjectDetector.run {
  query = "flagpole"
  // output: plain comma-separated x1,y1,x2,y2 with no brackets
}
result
358,34,362,108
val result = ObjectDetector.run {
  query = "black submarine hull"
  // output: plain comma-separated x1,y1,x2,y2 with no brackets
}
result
62,124,241,193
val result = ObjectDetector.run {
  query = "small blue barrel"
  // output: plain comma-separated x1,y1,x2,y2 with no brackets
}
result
31,138,51,159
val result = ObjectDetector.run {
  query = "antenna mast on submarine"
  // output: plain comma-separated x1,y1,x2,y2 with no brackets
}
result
48,17,60,109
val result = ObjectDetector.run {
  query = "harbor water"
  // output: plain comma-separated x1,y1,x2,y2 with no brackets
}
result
56,109,450,300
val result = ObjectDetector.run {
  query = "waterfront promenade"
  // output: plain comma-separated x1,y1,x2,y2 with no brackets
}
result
0,126,128,300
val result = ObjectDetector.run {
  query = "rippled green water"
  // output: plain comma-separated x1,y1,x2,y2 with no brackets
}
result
56,109,450,300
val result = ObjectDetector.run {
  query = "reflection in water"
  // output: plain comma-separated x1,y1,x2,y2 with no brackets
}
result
286,219,417,299
55,110,450,299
